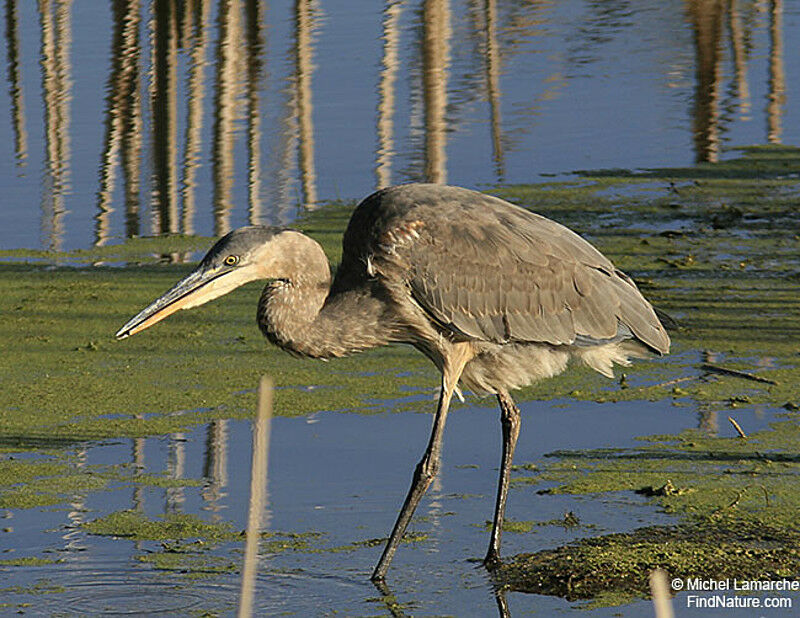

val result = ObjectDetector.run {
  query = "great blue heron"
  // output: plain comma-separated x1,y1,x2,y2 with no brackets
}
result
116,183,669,581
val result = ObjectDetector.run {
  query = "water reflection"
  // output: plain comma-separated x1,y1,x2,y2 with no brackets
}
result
422,0,450,184
132,432,145,511
213,0,243,234
63,446,87,553
152,0,179,237
0,0,795,251
372,579,412,618
687,0,786,162
165,432,186,512
483,0,504,181
238,376,272,617
5,0,27,167
2,399,788,614
293,0,318,208
96,0,143,246
766,0,784,144
38,0,72,252
182,0,210,237
688,0,724,163
726,0,750,120
375,0,402,189
203,419,229,520
245,0,265,224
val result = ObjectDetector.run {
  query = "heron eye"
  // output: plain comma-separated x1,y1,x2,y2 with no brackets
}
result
224,255,239,266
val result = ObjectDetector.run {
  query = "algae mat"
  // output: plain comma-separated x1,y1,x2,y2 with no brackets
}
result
1,146,800,608
4,147,799,443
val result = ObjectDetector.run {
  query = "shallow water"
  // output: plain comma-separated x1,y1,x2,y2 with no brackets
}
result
1,1,800,251
0,397,786,615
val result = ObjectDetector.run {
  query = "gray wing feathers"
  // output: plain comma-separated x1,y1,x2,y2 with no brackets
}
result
361,185,669,354
607,274,670,352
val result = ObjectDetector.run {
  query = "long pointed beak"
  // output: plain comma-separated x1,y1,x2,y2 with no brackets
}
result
116,266,233,340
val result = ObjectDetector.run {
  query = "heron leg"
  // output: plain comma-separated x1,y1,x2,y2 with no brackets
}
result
371,350,469,581
484,390,521,568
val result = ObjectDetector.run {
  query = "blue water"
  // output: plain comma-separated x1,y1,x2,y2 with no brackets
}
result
1,1,799,251
0,398,788,615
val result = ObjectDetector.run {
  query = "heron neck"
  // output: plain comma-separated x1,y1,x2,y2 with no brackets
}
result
256,237,393,359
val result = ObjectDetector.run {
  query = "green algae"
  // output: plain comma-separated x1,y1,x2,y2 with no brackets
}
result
499,414,800,602
0,456,209,512
0,460,107,509
81,508,385,566
498,521,800,602
0,259,432,446
0,234,215,264
3,145,798,449
0,579,67,596
318,532,429,554
0,557,58,567
491,519,537,534
112,472,205,488
136,551,238,578
81,506,428,579
132,538,241,580
83,510,239,542
0,197,423,452
526,416,800,530
112,531,320,580
260,531,323,554
481,512,585,534
0,460,69,485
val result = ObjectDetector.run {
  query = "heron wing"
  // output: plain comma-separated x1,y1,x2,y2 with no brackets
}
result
348,184,669,354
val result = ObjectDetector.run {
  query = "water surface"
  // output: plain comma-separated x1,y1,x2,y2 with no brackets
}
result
1,0,799,251
0,399,787,615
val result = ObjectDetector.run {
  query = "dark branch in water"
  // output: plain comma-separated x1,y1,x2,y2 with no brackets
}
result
701,363,778,385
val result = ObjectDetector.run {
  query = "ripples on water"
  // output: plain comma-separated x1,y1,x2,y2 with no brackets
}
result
0,1,798,251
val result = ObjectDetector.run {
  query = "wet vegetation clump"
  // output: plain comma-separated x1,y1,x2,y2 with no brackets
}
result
497,520,800,602
82,510,239,543
0,458,107,509
499,415,800,602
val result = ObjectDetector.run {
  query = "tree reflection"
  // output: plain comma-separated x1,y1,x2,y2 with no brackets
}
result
0,0,793,249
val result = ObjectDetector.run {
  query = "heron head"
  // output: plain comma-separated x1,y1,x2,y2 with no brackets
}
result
116,226,298,339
